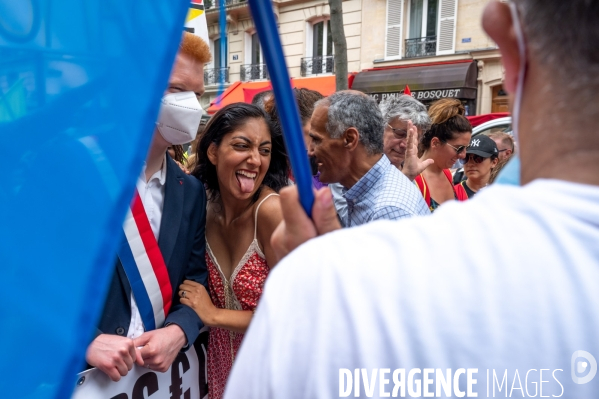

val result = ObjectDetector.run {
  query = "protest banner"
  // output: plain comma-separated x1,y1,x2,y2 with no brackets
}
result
72,328,209,399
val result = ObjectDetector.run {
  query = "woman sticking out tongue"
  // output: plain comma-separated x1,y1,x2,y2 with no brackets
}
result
188,103,289,399
236,170,258,193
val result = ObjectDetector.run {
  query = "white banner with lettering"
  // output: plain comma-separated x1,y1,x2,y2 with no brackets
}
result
72,327,209,399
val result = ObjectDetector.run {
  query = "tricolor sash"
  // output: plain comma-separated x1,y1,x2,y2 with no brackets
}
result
118,189,172,331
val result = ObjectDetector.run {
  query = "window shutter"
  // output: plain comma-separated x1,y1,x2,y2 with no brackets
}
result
385,0,404,59
436,0,458,55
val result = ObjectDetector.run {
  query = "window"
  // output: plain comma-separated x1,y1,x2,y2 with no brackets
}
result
303,20,334,76
404,0,457,57
405,0,438,58
250,33,262,66
206,37,229,85
213,37,228,69
312,20,333,59
408,0,438,39
242,32,267,81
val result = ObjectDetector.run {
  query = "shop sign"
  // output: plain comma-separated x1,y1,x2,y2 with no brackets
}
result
368,88,464,103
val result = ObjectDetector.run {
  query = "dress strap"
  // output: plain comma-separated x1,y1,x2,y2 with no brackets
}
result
254,193,279,239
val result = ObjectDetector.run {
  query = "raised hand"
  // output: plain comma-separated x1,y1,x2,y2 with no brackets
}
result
401,120,434,181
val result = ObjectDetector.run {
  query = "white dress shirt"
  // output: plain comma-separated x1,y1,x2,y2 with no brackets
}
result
127,155,167,339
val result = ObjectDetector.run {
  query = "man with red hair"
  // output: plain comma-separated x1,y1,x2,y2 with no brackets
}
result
86,32,211,382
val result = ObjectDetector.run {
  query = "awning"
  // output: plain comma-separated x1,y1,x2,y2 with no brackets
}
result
351,60,478,103
207,75,340,114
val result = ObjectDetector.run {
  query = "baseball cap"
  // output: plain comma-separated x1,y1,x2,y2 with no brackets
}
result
466,135,498,158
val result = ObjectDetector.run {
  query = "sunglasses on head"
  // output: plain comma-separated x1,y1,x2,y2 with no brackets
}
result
464,154,488,164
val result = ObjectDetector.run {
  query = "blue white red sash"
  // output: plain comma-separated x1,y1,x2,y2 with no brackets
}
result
118,189,172,331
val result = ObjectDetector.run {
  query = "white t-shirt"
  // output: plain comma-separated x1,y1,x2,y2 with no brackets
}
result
225,179,599,398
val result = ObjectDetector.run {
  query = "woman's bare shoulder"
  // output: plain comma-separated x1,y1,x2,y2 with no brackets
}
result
255,188,282,233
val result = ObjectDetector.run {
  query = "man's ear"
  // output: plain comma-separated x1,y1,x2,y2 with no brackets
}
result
343,127,360,151
482,1,522,94
207,142,218,166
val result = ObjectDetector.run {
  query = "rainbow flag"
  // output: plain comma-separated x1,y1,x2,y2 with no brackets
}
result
185,0,210,43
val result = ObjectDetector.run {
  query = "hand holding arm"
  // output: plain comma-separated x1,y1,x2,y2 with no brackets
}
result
401,120,434,181
179,280,253,333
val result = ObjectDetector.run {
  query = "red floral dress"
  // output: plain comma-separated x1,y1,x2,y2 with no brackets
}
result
205,194,274,398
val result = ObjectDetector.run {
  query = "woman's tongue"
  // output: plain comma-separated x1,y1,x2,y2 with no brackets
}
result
236,173,255,193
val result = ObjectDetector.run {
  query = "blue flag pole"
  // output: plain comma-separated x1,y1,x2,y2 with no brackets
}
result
248,0,315,216
217,0,227,103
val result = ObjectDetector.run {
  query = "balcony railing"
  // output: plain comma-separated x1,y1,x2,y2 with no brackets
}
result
204,67,229,86
300,55,334,77
405,36,437,58
240,64,268,81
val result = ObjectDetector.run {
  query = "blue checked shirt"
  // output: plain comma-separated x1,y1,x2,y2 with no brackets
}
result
331,155,430,227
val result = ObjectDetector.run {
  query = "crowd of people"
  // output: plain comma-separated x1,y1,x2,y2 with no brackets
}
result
88,30,515,399
85,0,599,398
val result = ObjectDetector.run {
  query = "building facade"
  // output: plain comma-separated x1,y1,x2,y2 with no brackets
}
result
201,0,506,115
356,0,506,115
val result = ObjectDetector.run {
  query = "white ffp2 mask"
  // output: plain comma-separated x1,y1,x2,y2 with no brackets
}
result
156,91,202,145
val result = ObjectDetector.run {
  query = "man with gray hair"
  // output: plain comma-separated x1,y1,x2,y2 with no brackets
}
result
309,90,429,227
379,95,432,178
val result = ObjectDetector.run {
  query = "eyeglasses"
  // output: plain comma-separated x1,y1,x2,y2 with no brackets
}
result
498,149,509,153
444,141,467,155
386,124,408,140
464,154,487,164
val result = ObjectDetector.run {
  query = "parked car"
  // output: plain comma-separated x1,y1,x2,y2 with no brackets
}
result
472,116,512,137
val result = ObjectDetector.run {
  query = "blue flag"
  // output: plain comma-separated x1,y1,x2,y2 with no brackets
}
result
0,0,189,397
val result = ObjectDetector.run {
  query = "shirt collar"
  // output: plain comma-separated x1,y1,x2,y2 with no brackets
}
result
140,154,167,186
344,155,390,201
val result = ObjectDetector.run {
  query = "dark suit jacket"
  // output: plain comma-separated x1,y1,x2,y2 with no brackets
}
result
97,155,207,348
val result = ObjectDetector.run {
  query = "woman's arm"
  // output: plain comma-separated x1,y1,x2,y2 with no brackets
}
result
179,280,253,333
255,194,283,268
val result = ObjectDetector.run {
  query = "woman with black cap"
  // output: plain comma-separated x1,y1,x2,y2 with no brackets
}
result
454,135,499,200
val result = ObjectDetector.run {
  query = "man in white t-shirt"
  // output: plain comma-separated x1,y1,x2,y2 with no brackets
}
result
224,1,599,398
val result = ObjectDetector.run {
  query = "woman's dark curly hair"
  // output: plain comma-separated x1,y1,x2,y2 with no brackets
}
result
419,98,472,156
192,103,289,203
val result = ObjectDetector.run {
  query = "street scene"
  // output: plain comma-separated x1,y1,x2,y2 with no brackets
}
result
1,0,599,398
